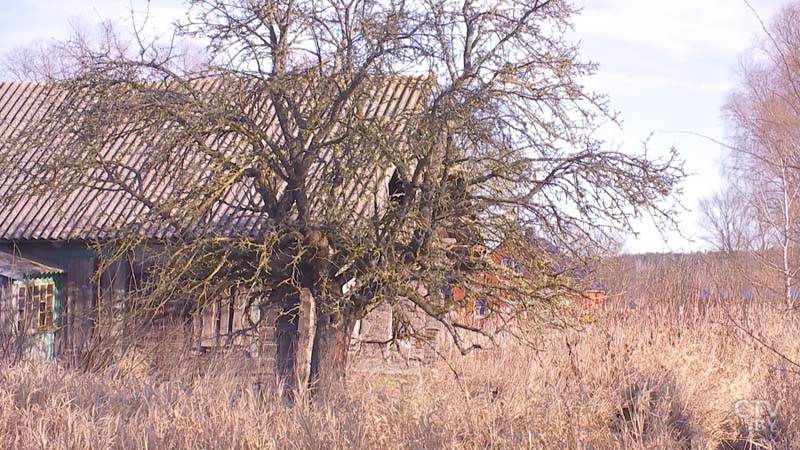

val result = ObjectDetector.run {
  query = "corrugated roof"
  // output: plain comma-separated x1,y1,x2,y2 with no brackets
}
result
0,250,63,280
0,76,429,241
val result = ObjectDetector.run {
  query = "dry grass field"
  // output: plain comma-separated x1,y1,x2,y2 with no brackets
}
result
0,297,797,450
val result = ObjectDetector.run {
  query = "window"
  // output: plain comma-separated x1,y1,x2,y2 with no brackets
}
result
15,281,55,331
388,169,406,206
501,256,523,273
474,297,489,319
440,286,454,302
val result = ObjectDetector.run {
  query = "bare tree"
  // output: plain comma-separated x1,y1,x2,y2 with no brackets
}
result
724,2,800,304
0,0,684,393
698,183,761,254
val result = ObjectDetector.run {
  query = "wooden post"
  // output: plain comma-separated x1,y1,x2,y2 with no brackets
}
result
226,286,236,336
192,307,204,354
214,298,222,347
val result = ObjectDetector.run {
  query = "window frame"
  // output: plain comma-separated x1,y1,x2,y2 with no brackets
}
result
14,280,56,333
501,256,524,273
474,297,489,319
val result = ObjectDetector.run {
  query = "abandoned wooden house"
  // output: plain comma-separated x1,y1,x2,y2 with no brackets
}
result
0,78,429,361
0,77,604,365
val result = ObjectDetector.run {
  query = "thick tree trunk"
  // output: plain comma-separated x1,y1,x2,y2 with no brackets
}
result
274,288,354,399
308,310,354,395
274,289,299,396
272,235,353,399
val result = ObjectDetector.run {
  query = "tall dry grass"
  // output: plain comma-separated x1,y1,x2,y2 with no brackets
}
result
0,296,798,449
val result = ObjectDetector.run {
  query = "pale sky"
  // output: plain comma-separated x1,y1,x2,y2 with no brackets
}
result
0,0,789,253
574,0,785,253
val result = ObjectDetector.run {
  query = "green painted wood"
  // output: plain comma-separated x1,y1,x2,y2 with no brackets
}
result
11,274,62,360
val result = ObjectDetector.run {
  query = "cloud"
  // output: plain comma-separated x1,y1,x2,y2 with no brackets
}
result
0,0,185,57
584,72,732,96
574,0,785,59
